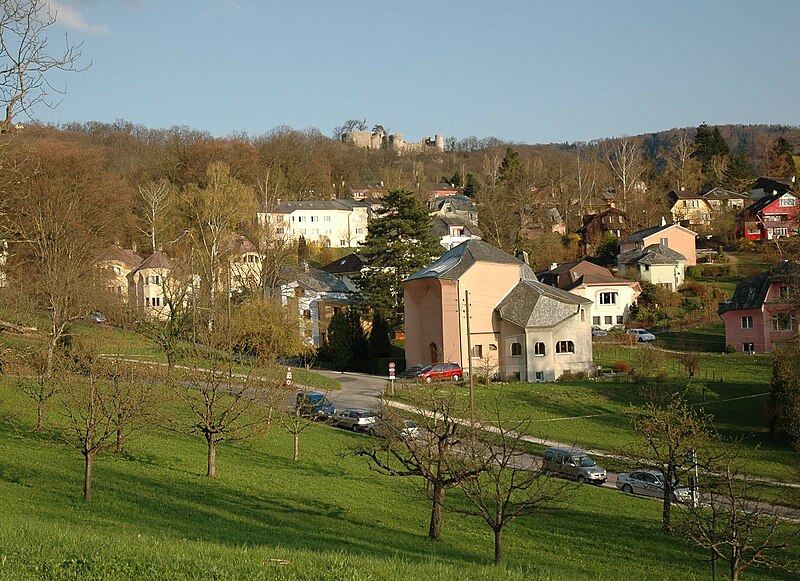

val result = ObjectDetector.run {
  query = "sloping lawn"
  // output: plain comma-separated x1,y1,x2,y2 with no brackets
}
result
0,378,795,580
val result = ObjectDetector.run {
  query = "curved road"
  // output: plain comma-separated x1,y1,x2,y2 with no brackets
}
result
314,370,387,410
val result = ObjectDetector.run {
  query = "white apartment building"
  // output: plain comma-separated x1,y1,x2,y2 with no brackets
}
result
257,199,371,248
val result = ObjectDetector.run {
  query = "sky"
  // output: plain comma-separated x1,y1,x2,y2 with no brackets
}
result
29,0,800,144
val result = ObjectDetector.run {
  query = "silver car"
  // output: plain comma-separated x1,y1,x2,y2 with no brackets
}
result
626,328,656,342
616,469,692,503
335,408,377,432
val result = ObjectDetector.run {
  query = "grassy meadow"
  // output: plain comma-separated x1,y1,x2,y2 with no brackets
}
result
0,376,796,581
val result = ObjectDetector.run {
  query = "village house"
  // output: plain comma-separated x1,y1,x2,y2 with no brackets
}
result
95,245,143,298
537,260,641,329
717,260,799,353
402,240,594,382
617,244,688,291
272,263,358,347
320,253,366,293
127,251,179,320
577,207,630,254
428,194,482,249
257,199,371,248
738,189,799,241
619,221,697,266
669,187,747,234
227,235,263,294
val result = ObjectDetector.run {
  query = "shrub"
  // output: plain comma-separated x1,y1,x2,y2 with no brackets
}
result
686,265,702,278
558,371,587,381
725,344,737,354
613,360,631,373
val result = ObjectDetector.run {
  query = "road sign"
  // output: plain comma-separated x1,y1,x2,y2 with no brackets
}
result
389,362,395,369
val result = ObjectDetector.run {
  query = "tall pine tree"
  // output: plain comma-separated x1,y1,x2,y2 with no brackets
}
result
356,188,441,333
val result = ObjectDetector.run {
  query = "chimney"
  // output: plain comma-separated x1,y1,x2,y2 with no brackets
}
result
680,186,685,192
660,216,666,227
550,262,558,271
131,241,137,253
515,250,530,265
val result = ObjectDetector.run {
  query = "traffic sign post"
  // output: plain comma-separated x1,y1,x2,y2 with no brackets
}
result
285,366,293,387
388,362,395,395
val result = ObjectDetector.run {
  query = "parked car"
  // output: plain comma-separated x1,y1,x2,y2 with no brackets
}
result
295,391,336,421
369,418,419,439
416,363,463,383
397,365,424,379
626,328,656,342
591,325,607,337
335,408,378,432
542,447,607,484
87,311,106,324
615,469,692,503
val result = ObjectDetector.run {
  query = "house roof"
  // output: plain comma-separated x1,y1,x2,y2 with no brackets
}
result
95,245,142,269
750,177,794,196
536,260,629,290
618,244,687,266
429,195,476,213
703,187,747,201
129,251,173,276
431,214,483,237
718,260,799,315
745,190,798,214
320,253,366,275
271,199,371,213
279,264,352,294
620,223,697,244
496,280,590,329
226,234,258,255
404,240,534,282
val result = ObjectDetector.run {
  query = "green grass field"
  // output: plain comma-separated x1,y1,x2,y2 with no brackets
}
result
0,378,795,581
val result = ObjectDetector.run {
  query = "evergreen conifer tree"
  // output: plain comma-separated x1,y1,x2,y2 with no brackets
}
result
356,189,441,332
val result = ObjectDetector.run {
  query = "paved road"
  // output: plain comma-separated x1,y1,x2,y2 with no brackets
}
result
314,370,388,410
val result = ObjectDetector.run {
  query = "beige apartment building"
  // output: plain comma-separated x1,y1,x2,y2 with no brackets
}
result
257,199,371,248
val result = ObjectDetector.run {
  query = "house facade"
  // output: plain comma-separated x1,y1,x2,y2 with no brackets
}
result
618,245,687,291
274,264,357,347
717,261,799,354
619,222,697,266
537,260,641,329
127,251,179,320
403,240,594,382
95,245,143,298
257,199,371,248
738,191,799,241
320,253,366,293
669,187,747,234
578,207,630,254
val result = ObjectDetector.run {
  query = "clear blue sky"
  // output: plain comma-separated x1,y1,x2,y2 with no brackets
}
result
36,0,800,144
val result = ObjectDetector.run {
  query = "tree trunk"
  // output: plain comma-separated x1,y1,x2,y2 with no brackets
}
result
293,431,299,462
662,488,672,533
83,451,94,501
36,399,45,431
116,424,124,454
207,436,217,477
428,483,445,540
494,527,503,565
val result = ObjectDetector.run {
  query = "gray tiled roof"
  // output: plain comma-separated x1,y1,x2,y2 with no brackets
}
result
129,251,173,276
320,253,365,275
718,260,798,315
280,265,352,293
429,195,476,213
272,199,371,213
431,214,482,237
496,280,590,329
404,240,533,282
95,245,142,269
618,244,686,266
619,224,672,244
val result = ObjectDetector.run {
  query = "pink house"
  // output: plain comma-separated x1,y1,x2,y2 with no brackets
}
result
717,261,799,353
619,222,697,266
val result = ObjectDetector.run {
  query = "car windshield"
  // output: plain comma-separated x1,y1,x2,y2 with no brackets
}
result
419,365,433,373
575,456,595,467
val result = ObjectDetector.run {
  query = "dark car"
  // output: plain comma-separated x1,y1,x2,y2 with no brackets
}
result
416,363,463,383
397,365,424,379
295,391,336,421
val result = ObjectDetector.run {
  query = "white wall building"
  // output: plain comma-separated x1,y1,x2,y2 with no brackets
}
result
258,199,371,248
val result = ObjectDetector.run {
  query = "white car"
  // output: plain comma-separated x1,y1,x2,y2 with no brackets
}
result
616,469,692,504
626,328,655,342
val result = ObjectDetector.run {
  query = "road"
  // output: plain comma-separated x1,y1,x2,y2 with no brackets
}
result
313,369,388,410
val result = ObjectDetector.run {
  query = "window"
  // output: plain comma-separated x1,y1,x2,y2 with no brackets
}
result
489,343,497,351
276,227,285,234
311,228,319,235
303,309,311,319
535,371,544,381
741,316,753,329
295,287,305,298
774,228,788,237
660,237,669,247
592,316,601,325
780,195,797,207
470,344,483,358
772,314,796,332
605,316,613,325
599,292,617,305
151,297,161,307
616,315,624,325
555,340,575,354
355,228,364,234
534,342,546,357
297,216,306,222
324,216,332,222
511,342,522,357
310,216,318,222
149,275,160,285
743,343,755,354
581,308,585,322
340,239,346,246
780,286,789,299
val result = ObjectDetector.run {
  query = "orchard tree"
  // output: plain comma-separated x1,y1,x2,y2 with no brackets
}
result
356,188,441,332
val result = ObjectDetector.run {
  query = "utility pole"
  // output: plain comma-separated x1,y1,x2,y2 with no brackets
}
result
465,289,474,421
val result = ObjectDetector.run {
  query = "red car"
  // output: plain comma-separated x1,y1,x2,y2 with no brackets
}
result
416,362,463,383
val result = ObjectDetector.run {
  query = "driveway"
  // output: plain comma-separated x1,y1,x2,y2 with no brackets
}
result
315,370,387,410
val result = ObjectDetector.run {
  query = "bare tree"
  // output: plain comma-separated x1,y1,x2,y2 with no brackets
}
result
662,130,701,194
604,137,645,211
631,394,710,533
0,0,86,132
455,410,573,564
679,445,799,581
16,345,60,430
281,392,317,462
59,350,122,501
137,179,171,254
354,386,487,540
103,357,159,454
